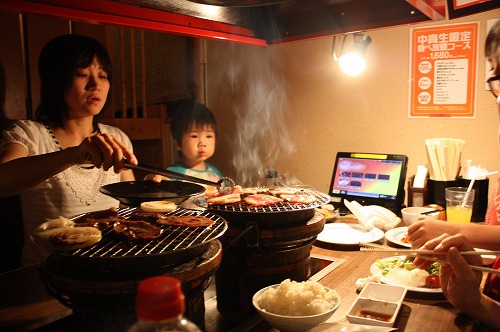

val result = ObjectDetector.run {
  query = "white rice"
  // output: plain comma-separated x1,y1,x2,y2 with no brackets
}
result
257,279,337,316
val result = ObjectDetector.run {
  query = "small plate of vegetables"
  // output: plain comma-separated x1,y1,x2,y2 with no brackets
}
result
369,256,441,293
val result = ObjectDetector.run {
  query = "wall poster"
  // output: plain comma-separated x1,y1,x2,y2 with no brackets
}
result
409,22,479,118
447,0,499,19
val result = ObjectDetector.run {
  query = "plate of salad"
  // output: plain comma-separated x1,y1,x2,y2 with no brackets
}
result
370,256,441,293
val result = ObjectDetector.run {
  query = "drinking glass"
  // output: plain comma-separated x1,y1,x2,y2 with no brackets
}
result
445,187,474,223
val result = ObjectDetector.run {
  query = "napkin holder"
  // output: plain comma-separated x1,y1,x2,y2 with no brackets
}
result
426,178,458,207
407,175,428,207
408,175,487,222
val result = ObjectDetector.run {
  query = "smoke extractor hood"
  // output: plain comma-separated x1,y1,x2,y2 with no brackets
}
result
0,0,446,46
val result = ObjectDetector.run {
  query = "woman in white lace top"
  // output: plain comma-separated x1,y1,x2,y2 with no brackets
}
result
0,34,138,265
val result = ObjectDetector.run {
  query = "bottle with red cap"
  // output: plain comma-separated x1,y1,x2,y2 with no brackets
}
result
128,276,202,332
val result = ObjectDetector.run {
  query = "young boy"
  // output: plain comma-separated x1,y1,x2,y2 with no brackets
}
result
167,101,223,183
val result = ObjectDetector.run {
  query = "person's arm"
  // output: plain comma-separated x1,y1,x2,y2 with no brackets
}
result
408,219,500,250
0,143,84,197
120,169,135,182
0,133,137,197
415,234,500,330
471,291,500,330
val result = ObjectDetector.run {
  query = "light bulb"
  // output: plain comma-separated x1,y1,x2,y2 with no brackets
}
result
338,53,366,76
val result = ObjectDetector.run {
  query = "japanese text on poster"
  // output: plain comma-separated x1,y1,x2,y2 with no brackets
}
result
409,22,479,118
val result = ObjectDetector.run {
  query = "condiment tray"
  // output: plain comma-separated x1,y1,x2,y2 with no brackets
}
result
346,282,407,327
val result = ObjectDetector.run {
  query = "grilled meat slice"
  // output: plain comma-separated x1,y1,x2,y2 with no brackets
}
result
113,220,163,242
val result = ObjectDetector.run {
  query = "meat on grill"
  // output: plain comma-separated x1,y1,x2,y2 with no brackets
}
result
156,215,215,227
74,207,119,220
127,211,215,228
73,207,123,230
280,194,316,204
243,194,283,207
127,211,164,223
206,193,242,205
113,220,163,241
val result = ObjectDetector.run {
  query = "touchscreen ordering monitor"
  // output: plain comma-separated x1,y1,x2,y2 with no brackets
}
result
329,152,408,214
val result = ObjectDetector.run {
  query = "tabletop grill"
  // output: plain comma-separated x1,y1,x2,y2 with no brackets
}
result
40,207,226,329
202,188,331,225
54,207,227,273
207,188,331,323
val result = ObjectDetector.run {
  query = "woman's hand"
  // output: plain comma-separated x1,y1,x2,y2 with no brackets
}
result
143,173,170,182
414,234,483,313
407,219,458,249
77,133,137,172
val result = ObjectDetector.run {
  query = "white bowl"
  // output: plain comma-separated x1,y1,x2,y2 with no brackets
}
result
401,206,438,226
252,283,341,331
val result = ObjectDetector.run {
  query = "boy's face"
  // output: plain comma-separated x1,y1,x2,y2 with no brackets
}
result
176,123,216,169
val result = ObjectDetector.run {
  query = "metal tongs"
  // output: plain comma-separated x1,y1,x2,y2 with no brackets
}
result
124,162,235,195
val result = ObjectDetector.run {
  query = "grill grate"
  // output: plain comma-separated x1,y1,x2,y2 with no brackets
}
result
65,207,227,259
204,188,331,213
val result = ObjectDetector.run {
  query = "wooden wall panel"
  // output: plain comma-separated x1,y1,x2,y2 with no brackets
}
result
0,12,25,127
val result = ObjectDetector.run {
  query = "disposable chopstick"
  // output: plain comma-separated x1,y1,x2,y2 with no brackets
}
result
425,140,440,180
420,208,445,215
424,257,500,276
468,265,500,275
359,242,500,275
359,246,500,256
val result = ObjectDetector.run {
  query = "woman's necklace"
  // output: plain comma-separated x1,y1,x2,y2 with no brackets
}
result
46,125,109,206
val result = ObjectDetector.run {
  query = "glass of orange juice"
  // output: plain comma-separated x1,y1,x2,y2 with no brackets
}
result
445,187,475,223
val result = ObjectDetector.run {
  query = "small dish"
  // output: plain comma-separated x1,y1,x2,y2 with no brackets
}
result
316,204,338,222
346,282,406,327
359,282,407,303
347,298,398,327
384,227,411,248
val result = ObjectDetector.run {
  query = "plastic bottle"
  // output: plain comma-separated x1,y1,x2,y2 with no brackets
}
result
128,276,202,332
461,159,472,179
265,170,278,187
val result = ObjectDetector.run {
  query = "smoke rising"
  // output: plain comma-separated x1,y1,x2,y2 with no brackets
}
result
223,45,297,186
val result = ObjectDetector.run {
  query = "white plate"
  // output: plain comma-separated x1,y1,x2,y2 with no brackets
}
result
384,227,412,248
369,256,442,293
316,223,384,245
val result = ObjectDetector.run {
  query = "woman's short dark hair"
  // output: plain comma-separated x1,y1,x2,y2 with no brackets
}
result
34,34,112,128
485,20,500,60
171,101,217,145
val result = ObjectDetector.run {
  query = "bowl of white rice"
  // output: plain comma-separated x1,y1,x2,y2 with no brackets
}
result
252,279,340,331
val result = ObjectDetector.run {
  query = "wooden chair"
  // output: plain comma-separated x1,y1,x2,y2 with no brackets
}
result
100,103,176,178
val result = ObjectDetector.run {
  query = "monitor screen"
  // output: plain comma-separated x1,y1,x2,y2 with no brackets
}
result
329,152,408,211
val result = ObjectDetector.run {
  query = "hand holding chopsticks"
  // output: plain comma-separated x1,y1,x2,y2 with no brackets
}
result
359,242,500,275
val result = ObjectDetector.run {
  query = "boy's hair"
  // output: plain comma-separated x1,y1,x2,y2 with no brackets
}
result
171,101,217,146
34,34,112,129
